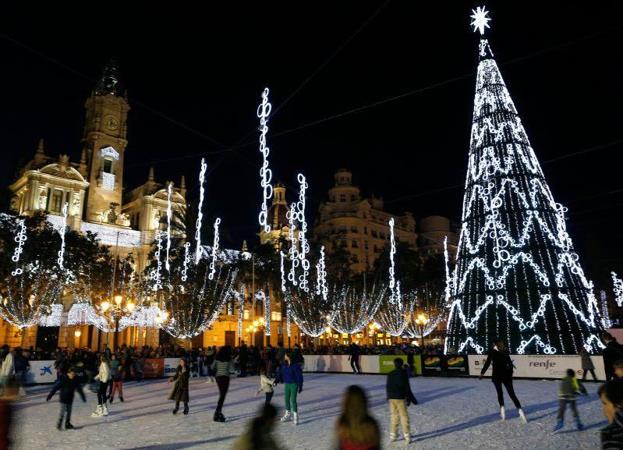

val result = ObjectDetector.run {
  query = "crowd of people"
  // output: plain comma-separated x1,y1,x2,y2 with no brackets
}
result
1,332,623,448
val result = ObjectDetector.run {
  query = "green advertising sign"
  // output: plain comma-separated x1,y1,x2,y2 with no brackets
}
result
379,354,422,375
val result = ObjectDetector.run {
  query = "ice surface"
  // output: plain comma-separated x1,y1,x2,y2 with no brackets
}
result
12,374,605,449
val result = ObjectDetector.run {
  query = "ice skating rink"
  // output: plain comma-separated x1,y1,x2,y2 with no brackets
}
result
11,374,605,449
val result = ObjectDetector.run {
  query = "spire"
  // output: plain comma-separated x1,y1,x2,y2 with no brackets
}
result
36,138,45,154
79,148,88,177
148,166,155,182
179,175,187,197
94,58,123,96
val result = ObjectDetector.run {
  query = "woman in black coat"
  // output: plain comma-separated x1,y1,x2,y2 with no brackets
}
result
479,339,527,423
168,359,190,415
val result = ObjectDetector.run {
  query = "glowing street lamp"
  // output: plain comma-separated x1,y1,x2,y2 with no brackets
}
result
98,294,137,350
414,313,430,349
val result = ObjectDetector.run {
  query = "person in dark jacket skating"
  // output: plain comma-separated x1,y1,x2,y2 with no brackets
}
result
599,378,623,449
168,359,190,415
479,339,527,423
386,358,414,444
46,367,86,430
276,353,303,425
348,343,361,374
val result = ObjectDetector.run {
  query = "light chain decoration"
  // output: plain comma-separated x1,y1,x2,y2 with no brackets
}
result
208,218,221,280
165,182,173,272
286,203,300,286
195,158,208,264
151,230,164,291
286,302,291,338
315,246,328,300
11,219,27,276
387,218,401,307
600,290,612,329
181,242,191,282
444,9,605,355
330,282,385,334
56,202,69,270
280,251,287,293
257,87,273,233
237,286,245,340
612,272,623,307
256,290,271,336
296,174,310,291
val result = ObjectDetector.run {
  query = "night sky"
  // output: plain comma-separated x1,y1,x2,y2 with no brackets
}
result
1,2,622,286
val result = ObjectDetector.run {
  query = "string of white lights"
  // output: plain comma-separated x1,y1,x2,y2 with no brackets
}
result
208,218,221,280
181,242,191,282
600,290,612,329
286,203,300,286
296,174,310,291
612,272,623,307
195,158,207,264
165,182,173,272
11,219,27,276
57,202,68,270
315,246,328,300
151,231,163,291
257,87,273,234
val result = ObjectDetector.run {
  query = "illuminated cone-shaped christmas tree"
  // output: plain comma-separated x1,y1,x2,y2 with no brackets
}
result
445,7,604,355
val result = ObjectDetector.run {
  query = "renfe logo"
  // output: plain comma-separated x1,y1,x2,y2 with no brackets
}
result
528,360,557,370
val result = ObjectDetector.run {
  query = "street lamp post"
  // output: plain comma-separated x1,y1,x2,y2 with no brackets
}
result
414,313,430,350
99,294,135,351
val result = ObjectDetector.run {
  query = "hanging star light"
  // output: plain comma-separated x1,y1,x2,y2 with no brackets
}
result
470,5,491,35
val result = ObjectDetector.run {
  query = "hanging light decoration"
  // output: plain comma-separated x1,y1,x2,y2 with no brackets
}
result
257,87,273,234
329,277,386,335
195,158,208,264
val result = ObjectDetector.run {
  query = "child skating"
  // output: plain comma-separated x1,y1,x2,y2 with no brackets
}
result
46,367,86,430
276,353,303,425
554,368,587,431
257,367,276,405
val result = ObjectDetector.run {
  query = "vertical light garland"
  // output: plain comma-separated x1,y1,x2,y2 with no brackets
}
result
11,219,27,277
238,286,245,340
287,204,300,286
257,87,273,234
280,251,287,293
165,182,173,272
57,202,69,270
264,291,271,337
181,242,191,282
315,246,328,301
612,272,623,307
600,290,612,329
195,158,207,264
151,230,163,291
296,173,310,292
387,217,401,307
208,218,221,280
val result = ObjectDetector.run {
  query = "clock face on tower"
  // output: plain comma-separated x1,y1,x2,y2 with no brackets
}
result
104,115,119,131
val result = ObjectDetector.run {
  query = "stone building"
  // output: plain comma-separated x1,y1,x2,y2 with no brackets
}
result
3,60,185,351
314,169,418,273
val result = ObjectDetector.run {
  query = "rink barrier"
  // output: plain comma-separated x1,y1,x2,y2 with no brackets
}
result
468,355,607,380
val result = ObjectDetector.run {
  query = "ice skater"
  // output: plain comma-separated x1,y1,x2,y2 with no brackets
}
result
479,339,527,423
168,358,190,415
46,366,86,430
580,347,597,381
212,346,233,422
348,342,361,374
257,366,276,406
553,368,587,432
109,353,124,403
386,358,412,445
91,354,111,417
277,352,303,425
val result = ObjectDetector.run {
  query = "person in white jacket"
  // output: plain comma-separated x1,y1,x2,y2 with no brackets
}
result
257,367,276,406
92,354,111,417
0,345,15,397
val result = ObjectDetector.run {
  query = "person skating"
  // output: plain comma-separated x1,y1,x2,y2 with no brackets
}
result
91,354,111,417
205,346,216,383
257,367,276,406
238,342,249,378
232,404,283,450
0,345,14,397
553,369,588,432
277,352,303,425
109,353,124,403
348,343,361,374
212,346,233,422
336,385,380,450
479,339,527,423
580,347,597,382
46,366,86,430
168,358,190,415
599,378,623,448
386,358,412,445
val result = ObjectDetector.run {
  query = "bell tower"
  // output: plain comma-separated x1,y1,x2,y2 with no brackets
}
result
83,58,131,223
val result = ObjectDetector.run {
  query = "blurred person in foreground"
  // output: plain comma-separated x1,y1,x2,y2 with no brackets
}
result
232,404,284,450
335,385,380,450
599,378,623,449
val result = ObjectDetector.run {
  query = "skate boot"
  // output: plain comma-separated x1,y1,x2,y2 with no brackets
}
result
102,405,109,416
553,420,563,432
119,396,124,402
293,412,299,425
91,405,103,418
56,419,63,430
403,434,413,448
575,418,584,431
65,423,75,430
518,408,528,424
280,410,292,422
172,407,179,415
500,406,506,421
389,433,398,442
183,405,189,415
109,396,114,404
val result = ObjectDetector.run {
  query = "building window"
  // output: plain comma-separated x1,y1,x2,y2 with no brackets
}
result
350,195,356,202
351,240,358,248
50,189,63,213
371,230,378,238
350,226,358,233
339,194,346,202
271,311,282,322
364,227,368,234
103,158,113,174
341,240,347,248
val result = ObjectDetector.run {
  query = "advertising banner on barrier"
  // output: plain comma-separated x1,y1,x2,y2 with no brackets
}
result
422,355,443,375
143,358,164,378
164,358,180,377
303,355,380,373
446,355,468,374
25,360,57,384
468,355,606,380
378,355,422,375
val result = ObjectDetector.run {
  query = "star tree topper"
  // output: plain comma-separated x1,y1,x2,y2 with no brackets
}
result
470,6,491,35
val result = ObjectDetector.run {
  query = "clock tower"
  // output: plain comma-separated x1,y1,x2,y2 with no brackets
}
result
83,59,131,223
